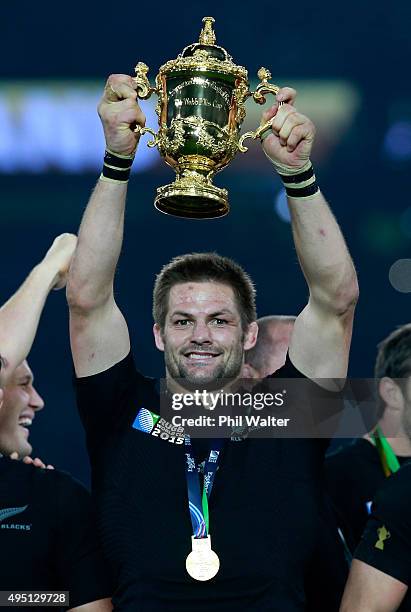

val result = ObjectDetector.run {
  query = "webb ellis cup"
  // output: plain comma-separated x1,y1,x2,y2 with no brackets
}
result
134,17,281,219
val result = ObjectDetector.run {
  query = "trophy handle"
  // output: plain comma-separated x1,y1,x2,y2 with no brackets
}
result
133,62,157,100
133,62,160,147
134,126,160,148
238,67,282,153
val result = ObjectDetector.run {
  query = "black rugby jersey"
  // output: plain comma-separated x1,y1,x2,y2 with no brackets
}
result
325,439,411,552
75,351,345,611
0,457,111,611
355,463,411,610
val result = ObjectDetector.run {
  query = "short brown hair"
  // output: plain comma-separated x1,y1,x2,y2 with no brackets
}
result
153,252,256,331
375,323,411,414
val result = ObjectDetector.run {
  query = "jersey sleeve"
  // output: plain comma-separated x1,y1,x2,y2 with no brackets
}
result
354,469,411,586
74,352,138,434
270,352,344,447
54,471,113,608
73,351,157,478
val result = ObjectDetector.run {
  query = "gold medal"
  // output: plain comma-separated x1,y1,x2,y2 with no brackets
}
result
186,535,220,581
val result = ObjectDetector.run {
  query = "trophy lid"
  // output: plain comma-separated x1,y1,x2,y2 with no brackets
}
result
159,17,248,80
181,17,228,62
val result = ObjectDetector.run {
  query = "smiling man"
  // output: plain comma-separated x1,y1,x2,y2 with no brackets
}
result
67,74,358,610
0,361,44,458
0,235,113,612
152,260,257,387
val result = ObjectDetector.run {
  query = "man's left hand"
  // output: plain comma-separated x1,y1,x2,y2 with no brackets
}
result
9,452,54,469
42,233,78,290
261,87,315,170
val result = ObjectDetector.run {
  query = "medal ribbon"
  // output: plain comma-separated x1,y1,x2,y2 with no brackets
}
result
372,426,400,477
184,436,223,538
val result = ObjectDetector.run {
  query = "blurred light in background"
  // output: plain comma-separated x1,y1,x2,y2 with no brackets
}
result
274,188,291,222
400,207,411,238
389,259,411,293
0,83,159,173
362,211,408,255
383,121,411,162
0,80,360,174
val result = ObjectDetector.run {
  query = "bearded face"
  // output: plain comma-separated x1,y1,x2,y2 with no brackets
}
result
154,282,257,388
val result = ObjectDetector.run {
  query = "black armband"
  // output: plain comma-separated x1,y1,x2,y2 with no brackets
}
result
100,149,134,183
278,161,319,199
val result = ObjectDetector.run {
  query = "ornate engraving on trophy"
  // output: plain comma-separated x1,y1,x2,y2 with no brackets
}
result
168,78,231,104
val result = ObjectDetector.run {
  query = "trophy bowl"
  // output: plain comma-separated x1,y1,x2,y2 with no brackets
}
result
134,17,280,219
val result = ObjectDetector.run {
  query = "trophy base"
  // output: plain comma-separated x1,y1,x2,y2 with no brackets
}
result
154,183,229,220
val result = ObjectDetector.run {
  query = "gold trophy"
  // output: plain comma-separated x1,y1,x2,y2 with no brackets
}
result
134,17,280,219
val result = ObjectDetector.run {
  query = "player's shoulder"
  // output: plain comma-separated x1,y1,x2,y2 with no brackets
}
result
326,439,373,464
374,463,411,515
22,461,89,496
324,440,375,487
388,461,411,485
33,466,96,524
0,456,56,483
44,466,88,493
0,459,89,503
75,349,156,394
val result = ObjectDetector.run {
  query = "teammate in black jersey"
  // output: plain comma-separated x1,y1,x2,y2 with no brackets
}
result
0,236,112,611
0,234,77,461
341,463,411,611
66,74,359,610
326,324,411,553
244,314,349,610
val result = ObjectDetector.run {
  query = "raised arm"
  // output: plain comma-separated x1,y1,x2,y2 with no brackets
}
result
262,88,359,380
0,233,76,385
66,75,146,377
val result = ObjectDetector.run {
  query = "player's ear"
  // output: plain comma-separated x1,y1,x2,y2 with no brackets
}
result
379,377,404,411
243,321,258,351
153,323,165,352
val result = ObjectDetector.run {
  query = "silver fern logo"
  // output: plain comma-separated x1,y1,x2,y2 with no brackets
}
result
0,505,31,531
0,505,28,522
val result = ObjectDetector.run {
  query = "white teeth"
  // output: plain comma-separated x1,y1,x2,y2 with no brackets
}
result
19,419,32,427
188,354,214,360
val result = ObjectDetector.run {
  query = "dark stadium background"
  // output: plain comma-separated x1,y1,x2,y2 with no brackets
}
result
1,0,410,485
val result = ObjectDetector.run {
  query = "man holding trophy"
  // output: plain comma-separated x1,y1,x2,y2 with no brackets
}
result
67,18,358,611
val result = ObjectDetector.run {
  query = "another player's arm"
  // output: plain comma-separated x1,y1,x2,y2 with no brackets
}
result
340,559,408,612
0,234,77,385
69,598,113,612
67,74,145,378
262,88,358,381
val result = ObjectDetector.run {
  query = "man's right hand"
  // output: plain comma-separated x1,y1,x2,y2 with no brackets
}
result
43,233,78,290
98,74,146,157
